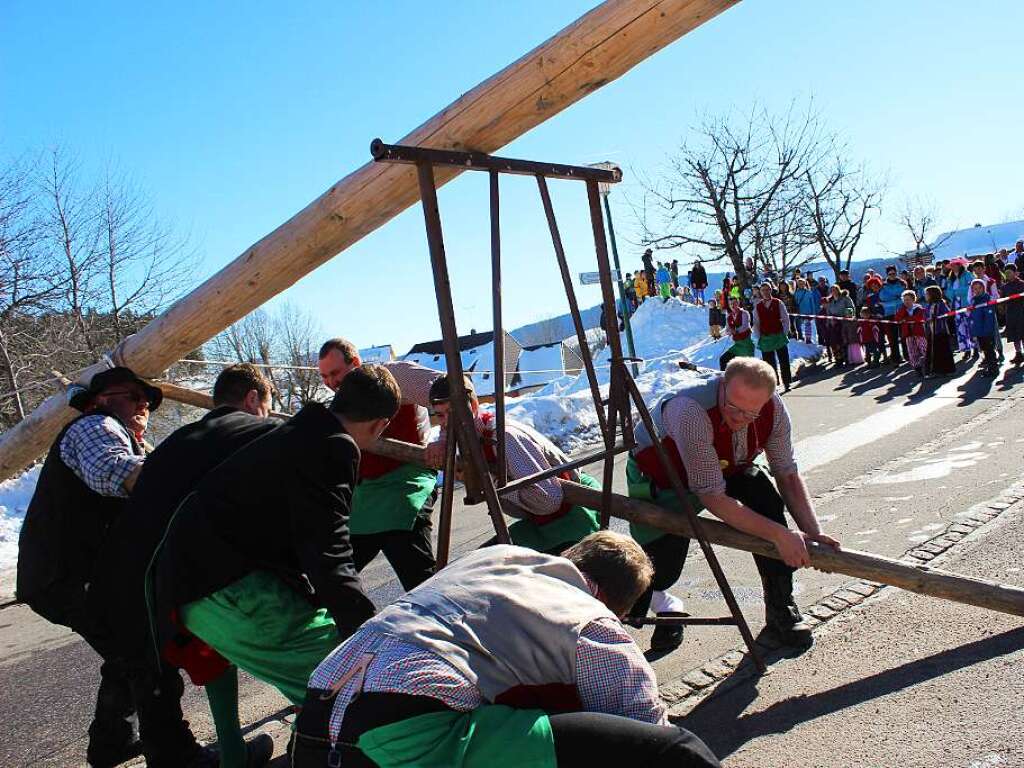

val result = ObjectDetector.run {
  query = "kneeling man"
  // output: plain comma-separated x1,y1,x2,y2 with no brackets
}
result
292,531,720,768
626,357,839,651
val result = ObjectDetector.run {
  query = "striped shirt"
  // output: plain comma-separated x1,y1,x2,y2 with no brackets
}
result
59,414,144,498
308,592,666,746
661,385,796,496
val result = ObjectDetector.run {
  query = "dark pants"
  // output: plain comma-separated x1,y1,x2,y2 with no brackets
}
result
978,336,998,371
352,507,436,592
30,592,199,768
884,316,902,361
865,341,883,365
760,345,791,388
292,691,720,768
630,468,793,618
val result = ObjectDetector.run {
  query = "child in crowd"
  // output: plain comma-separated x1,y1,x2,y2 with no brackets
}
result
857,306,883,367
969,279,999,377
924,285,956,376
1000,263,1024,364
708,298,725,339
843,307,863,364
895,289,928,379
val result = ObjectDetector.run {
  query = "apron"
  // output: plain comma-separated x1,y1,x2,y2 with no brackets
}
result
756,332,789,353
507,472,601,554
624,455,704,545
351,463,438,535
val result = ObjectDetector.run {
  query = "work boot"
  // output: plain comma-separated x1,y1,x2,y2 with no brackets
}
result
759,570,813,647
244,733,275,768
650,612,686,652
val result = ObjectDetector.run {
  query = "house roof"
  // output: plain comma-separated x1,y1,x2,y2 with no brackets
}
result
929,219,1024,261
406,330,494,356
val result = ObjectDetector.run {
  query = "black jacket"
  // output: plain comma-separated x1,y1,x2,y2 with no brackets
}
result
155,403,375,638
16,412,143,629
90,406,279,662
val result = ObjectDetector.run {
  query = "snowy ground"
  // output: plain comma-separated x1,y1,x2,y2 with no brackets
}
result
0,298,820,572
507,298,819,453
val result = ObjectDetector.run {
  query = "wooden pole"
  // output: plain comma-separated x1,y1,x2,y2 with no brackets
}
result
0,0,740,482
80,379,1024,619
559,481,1024,619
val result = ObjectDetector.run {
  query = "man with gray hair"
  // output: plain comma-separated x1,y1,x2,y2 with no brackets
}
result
291,531,720,768
626,357,840,651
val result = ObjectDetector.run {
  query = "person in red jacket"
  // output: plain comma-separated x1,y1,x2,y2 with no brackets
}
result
894,290,928,378
857,307,883,367
319,339,441,591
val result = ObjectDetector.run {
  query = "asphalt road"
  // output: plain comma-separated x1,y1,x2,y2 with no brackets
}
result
2,355,1023,767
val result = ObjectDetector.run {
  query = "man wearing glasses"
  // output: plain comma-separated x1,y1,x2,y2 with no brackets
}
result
625,358,840,652
16,366,196,767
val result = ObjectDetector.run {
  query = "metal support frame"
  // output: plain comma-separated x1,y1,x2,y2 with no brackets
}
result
374,139,764,673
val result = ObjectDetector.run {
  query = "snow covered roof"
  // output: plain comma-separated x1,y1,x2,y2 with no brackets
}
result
928,220,1024,261
514,343,571,389
401,333,522,397
359,345,395,363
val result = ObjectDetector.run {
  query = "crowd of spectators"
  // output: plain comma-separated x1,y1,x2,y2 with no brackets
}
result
624,238,1024,387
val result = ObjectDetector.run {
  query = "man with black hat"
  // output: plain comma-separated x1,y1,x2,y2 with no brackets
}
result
16,366,166,767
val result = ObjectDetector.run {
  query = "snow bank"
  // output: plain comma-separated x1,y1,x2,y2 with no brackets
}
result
507,298,820,451
0,464,39,571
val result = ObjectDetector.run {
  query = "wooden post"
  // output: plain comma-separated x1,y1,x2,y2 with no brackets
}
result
0,0,740,481
87,380,1024,619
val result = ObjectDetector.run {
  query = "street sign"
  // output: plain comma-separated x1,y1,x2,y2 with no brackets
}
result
579,270,620,285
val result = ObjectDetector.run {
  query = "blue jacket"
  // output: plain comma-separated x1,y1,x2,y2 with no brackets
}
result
793,288,820,315
969,293,996,338
947,272,973,307
878,279,907,316
914,276,937,302
656,267,670,284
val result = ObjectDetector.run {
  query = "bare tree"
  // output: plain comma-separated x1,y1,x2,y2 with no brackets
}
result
749,187,816,280
633,102,830,289
274,303,324,410
899,196,953,257
804,155,885,281
38,147,101,352
95,166,195,341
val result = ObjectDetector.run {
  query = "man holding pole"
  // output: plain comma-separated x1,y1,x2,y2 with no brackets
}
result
318,338,440,591
424,374,601,555
291,532,721,768
625,357,840,652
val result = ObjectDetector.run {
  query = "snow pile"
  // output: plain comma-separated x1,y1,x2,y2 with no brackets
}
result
0,464,39,571
507,298,820,451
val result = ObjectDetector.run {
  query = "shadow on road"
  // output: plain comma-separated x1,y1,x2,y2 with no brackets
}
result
673,625,1024,760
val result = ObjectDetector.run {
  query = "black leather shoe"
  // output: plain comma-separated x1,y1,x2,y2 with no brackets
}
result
650,612,686,652
245,733,275,768
760,570,814,648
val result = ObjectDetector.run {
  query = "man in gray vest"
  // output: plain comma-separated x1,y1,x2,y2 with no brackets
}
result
291,531,720,768
626,357,840,652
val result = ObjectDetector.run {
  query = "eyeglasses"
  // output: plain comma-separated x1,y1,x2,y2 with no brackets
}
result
722,391,763,421
100,389,149,406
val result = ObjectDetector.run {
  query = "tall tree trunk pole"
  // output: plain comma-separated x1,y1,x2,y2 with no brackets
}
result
0,0,739,481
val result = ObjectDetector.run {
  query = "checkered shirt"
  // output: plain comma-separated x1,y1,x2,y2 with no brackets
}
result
309,604,666,745
59,414,144,498
384,361,441,407
661,385,796,496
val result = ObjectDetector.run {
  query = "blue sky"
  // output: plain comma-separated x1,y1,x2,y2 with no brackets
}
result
4,1,1023,354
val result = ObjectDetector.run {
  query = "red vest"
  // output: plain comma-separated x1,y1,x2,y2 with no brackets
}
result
478,412,574,525
359,403,427,479
635,389,775,491
727,309,751,341
755,299,783,336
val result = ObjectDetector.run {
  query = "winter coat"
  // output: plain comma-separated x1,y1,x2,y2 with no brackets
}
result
155,402,376,640
634,275,648,299
969,293,996,339
895,303,926,338
91,406,279,663
656,267,670,285
826,295,855,317
878,278,907,316
947,271,972,307
914,276,938,302
794,288,820,316
690,265,708,289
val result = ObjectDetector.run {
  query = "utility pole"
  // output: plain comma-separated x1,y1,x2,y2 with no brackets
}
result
590,162,639,376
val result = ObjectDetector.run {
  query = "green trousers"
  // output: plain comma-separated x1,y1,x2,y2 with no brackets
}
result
182,571,340,706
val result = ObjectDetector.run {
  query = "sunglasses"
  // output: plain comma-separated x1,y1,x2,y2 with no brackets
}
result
100,389,149,406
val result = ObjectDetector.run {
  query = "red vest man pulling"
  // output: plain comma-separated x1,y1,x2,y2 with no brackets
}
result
625,357,839,651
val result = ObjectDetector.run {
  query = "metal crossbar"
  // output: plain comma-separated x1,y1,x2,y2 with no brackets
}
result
372,140,765,673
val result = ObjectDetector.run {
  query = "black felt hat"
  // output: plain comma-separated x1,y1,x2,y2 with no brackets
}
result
68,366,163,412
